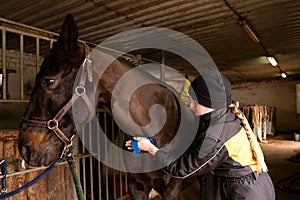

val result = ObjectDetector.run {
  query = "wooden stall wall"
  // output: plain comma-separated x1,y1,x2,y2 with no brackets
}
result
0,130,76,200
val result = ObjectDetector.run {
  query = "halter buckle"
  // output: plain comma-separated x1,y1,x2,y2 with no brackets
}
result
75,86,86,96
47,120,58,130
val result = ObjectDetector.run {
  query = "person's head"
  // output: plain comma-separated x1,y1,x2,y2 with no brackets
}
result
188,71,232,116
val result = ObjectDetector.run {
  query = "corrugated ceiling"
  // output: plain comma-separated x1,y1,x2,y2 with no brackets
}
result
0,0,300,83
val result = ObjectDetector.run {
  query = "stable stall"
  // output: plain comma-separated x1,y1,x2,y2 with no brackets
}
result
1,1,300,200
0,18,130,200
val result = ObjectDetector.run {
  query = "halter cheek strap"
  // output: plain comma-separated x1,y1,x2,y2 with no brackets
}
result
22,43,93,146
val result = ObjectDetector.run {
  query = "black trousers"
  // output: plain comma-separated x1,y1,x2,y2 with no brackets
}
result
219,172,275,200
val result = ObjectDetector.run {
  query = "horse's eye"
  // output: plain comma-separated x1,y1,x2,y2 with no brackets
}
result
43,79,55,87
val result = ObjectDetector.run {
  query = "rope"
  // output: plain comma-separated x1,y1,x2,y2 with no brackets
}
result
228,104,268,173
66,156,85,200
0,143,85,200
0,159,59,199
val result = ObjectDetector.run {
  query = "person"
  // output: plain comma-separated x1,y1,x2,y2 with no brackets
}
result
126,71,275,200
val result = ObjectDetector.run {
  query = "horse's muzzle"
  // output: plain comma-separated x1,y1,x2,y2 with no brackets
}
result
18,125,63,167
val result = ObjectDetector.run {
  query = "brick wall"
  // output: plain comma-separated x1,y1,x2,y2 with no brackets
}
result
0,49,43,128
0,49,43,99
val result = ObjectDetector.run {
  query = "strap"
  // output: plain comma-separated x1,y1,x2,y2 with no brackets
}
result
66,152,85,200
22,118,47,127
131,140,141,153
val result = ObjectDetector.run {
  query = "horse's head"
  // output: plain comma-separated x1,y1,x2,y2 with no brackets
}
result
19,14,85,166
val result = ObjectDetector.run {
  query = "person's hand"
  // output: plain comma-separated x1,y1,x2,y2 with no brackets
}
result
125,137,159,155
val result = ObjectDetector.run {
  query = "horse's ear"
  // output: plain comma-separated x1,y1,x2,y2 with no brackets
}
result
58,14,78,51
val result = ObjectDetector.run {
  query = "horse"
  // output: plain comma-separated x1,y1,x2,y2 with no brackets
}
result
18,14,201,200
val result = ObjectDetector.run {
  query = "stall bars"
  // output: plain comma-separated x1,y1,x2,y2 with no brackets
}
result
0,17,166,103
0,17,57,102
75,109,129,200
0,18,132,199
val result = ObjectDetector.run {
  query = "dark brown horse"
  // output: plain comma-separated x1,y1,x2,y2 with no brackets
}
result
19,14,200,199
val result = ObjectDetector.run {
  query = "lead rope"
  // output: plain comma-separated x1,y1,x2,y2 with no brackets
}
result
64,143,85,200
0,143,85,200
0,158,61,200
228,104,268,173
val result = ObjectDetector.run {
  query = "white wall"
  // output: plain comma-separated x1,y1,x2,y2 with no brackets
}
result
232,80,300,133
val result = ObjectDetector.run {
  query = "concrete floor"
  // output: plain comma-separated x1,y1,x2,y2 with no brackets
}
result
179,133,300,200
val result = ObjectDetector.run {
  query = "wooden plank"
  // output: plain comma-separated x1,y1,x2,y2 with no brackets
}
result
45,165,65,200
12,174,26,200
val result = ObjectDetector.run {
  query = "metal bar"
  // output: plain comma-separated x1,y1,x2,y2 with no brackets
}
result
0,99,29,103
20,34,24,99
90,158,94,200
0,17,170,104
113,170,116,199
96,111,102,200
89,121,94,200
0,18,149,64
81,125,87,200
0,153,91,179
2,29,6,100
125,170,128,194
73,134,81,199
111,117,117,199
0,26,55,42
1,18,166,69
119,171,123,199
36,38,39,74
98,162,102,200
118,128,124,197
104,112,109,200
0,17,59,37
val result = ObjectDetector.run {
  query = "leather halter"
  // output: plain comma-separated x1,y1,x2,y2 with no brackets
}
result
22,43,93,145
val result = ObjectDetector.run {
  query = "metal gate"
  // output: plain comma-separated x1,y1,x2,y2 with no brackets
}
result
74,109,129,200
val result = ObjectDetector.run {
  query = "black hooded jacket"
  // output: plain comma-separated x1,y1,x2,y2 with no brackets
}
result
154,108,258,179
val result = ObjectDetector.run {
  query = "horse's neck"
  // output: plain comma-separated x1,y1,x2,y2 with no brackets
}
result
92,49,131,108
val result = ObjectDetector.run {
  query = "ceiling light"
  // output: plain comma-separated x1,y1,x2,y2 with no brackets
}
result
238,19,260,43
266,56,278,66
280,71,287,79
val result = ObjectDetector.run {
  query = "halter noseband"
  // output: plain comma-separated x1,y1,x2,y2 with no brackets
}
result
22,43,93,145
